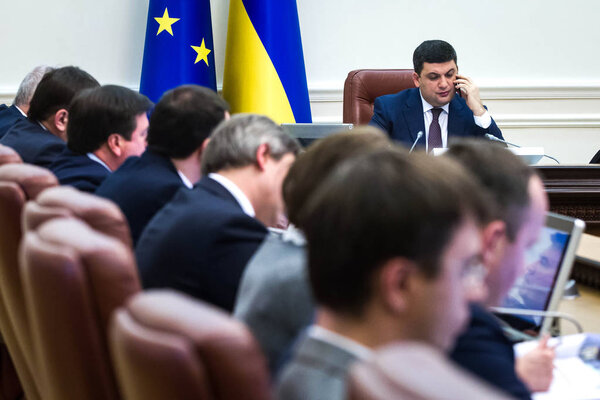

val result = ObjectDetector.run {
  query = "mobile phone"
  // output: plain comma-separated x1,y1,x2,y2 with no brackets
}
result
455,83,462,97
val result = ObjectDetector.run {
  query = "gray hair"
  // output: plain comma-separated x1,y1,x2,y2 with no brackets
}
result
201,114,300,174
14,66,54,108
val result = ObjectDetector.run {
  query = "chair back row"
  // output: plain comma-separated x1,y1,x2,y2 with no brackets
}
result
0,161,271,400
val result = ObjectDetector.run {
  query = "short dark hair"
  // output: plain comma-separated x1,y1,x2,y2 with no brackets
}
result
413,40,457,75
302,149,489,315
445,139,534,241
28,66,99,122
67,85,153,154
148,85,229,159
283,126,390,227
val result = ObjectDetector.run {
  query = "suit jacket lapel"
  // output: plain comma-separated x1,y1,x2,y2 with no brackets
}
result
403,89,426,146
448,96,465,137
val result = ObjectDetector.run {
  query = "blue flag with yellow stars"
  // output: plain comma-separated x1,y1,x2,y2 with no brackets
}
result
140,0,216,103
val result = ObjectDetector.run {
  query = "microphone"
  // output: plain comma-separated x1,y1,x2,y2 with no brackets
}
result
409,131,423,153
485,133,520,148
484,134,560,164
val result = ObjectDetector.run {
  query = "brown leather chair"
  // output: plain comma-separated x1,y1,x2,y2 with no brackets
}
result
342,69,416,125
109,290,271,400
0,163,58,400
20,217,141,400
348,342,512,400
22,185,132,247
0,145,22,166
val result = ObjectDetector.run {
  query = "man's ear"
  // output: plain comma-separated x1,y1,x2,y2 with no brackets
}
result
378,257,413,314
106,133,123,157
54,109,69,139
412,72,421,88
481,220,507,266
255,142,270,171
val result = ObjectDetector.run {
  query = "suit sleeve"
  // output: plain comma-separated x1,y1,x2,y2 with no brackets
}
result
487,117,504,140
369,97,392,134
451,333,531,399
208,215,267,311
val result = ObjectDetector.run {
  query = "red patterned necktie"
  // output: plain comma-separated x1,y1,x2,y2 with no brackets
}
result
428,108,443,152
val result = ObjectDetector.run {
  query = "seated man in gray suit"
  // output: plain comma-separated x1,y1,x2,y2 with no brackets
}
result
233,127,390,375
276,148,491,400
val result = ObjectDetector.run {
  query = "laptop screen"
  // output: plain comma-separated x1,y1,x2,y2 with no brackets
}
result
494,212,585,333
501,227,570,313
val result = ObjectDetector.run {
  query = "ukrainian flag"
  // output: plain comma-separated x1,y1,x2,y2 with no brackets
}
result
222,0,312,124
140,0,217,103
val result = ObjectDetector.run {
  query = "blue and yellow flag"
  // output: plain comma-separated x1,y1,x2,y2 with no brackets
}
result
140,0,216,103
222,0,312,124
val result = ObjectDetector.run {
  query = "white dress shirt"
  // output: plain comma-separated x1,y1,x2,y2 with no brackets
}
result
419,91,492,151
177,170,193,189
308,325,373,361
208,172,255,217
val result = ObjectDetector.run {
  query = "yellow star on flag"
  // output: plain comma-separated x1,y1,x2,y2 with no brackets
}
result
191,39,211,66
155,8,180,36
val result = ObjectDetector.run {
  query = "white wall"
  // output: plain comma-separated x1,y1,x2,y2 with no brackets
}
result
2,0,600,163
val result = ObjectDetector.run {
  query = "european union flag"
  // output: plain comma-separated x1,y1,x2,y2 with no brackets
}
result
222,0,312,124
140,0,216,103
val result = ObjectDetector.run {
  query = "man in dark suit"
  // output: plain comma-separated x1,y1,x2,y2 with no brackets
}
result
0,66,99,168
96,85,229,244
136,114,300,312
49,85,152,192
370,40,503,150
0,66,53,138
277,149,491,400
445,140,554,399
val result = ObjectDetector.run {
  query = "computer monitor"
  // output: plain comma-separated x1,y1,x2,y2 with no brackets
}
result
281,123,353,147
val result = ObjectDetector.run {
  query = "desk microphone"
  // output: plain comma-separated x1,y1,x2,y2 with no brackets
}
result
484,134,560,164
485,133,520,148
409,131,423,153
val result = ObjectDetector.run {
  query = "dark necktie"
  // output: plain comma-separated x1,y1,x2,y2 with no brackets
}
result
428,108,443,151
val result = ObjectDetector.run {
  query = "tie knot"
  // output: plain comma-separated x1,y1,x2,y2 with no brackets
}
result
431,108,443,120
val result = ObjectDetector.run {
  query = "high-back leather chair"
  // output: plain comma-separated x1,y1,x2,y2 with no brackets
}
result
0,145,22,166
343,69,416,125
22,185,132,247
109,290,271,400
20,217,141,400
0,163,58,400
348,343,512,400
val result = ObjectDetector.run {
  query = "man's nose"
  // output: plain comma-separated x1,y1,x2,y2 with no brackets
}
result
439,76,450,88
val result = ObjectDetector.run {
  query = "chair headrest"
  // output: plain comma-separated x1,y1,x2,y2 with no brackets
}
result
124,290,271,399
24,217,140,330
0,144,22,165
0,163,58,199
23,186,132,247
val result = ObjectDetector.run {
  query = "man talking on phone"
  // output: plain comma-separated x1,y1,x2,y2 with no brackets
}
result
370,40,503,151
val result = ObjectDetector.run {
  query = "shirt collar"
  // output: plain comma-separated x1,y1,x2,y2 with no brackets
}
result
15,105,26,117
308,325,373,361
177,170,193,189
281,224,306,246
419,90,450,114
86,153,111,171
208,173,255,217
